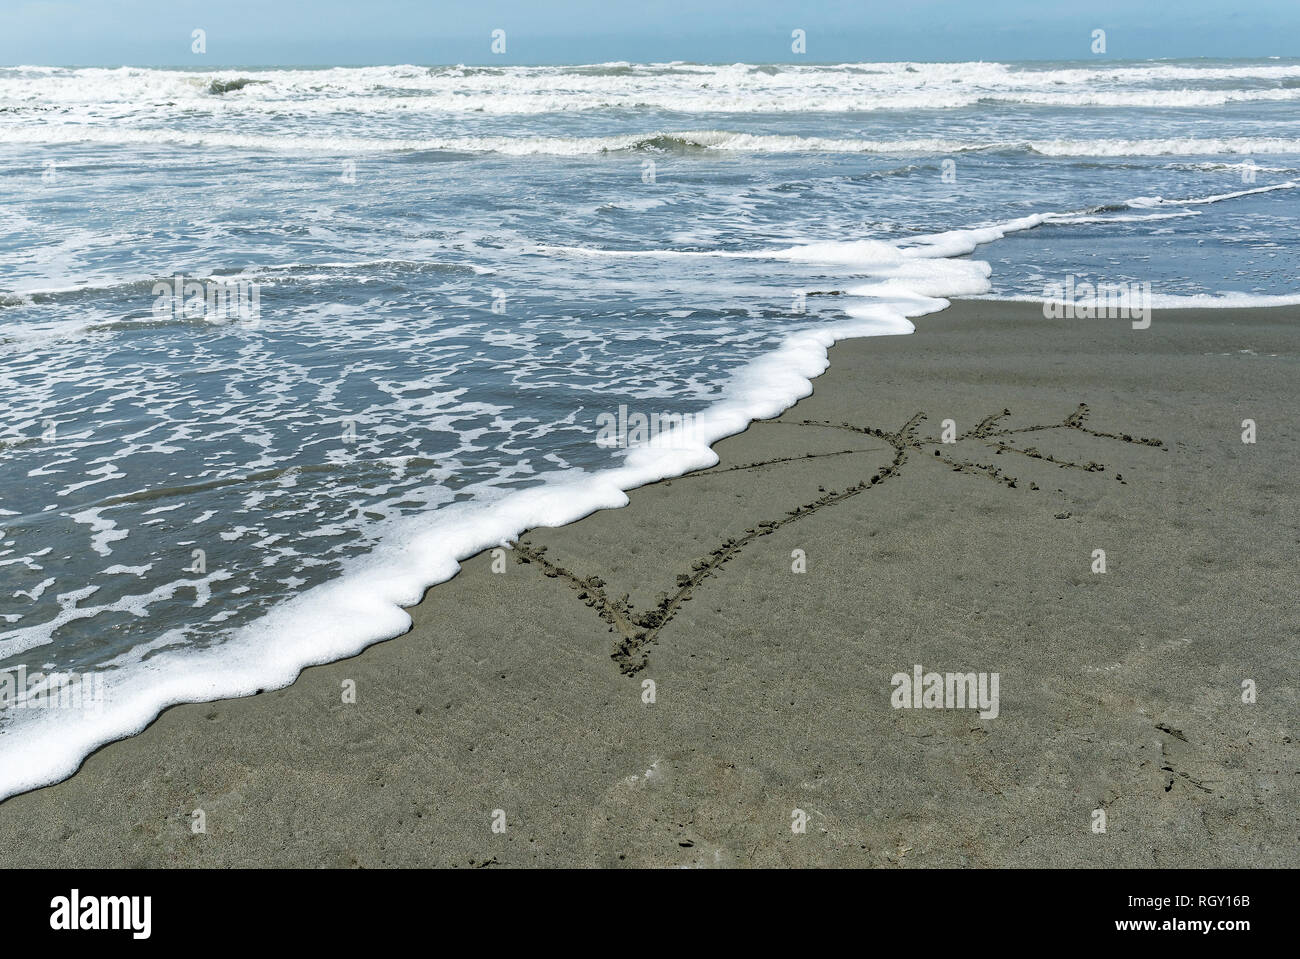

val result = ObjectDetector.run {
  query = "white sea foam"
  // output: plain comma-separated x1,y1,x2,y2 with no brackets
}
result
1127,181,1299,206
4,61,1300,116
539,182,1300,267
1025,138,1300,157
7,125,1300,158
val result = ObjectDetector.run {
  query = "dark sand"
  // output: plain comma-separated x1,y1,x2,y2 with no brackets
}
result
2,300,1296,867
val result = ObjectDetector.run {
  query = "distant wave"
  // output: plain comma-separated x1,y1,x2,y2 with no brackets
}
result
0,259,488,306
5,60,1300,116
537,181,1300,261
206,77,266,95
7,126,1300,158
3,88,1297,116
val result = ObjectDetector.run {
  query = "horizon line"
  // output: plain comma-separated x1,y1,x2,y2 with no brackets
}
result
4,54,1296,70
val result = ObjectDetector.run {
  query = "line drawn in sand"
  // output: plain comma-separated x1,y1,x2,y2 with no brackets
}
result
512,404,1164,676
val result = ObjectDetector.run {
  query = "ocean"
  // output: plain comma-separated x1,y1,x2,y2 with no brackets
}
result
1,59,1297,800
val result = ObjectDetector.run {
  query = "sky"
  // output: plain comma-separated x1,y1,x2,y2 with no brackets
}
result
1,0,1297,66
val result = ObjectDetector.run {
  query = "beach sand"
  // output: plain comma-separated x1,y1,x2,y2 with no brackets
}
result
2,300,1296,867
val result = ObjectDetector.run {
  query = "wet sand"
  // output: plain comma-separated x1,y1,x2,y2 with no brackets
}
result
2,300,1296,867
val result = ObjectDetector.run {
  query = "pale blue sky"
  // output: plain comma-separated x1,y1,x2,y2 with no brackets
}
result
2,0,1296,66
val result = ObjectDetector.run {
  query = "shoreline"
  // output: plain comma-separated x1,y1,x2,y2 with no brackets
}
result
2,299,1296,867
0,296,926,804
